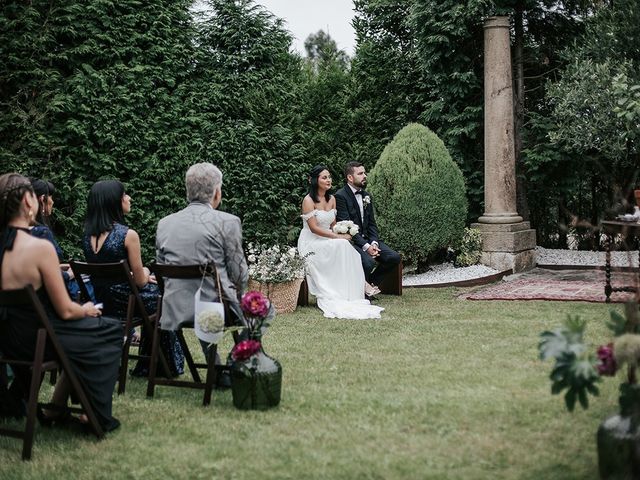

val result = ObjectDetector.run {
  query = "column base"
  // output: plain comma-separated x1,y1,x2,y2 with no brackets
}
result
471,221,537,273
477,213,523,224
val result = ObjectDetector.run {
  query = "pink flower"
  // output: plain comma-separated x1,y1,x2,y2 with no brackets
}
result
231,339,262,362
597,343,617,376
241,291,270,319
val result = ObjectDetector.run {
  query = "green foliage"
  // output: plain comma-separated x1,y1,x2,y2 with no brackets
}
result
548,59,635,163
454,227,483,267
0,0,310,257
0,0,196,260
412,0,491,220
368,123,467,266
539,315,600,411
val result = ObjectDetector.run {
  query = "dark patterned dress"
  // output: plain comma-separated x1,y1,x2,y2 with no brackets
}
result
30,224,85,301
0,226,122,430
82,223,183,377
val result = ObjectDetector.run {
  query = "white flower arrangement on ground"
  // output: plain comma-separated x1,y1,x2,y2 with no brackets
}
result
246,243,310,283
332,220,359,236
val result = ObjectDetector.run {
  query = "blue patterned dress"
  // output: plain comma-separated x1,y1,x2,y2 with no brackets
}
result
30,224,84,300
83,223,184,377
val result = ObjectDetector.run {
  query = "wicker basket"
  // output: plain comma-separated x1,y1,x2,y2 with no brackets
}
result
248,277,303,314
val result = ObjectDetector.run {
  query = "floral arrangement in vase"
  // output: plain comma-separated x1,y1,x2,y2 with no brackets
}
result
246,243,309,284
246,243,312,313
229,290,282,410
539,303,640,478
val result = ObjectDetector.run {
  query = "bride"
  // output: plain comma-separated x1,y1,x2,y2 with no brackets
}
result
297,165,384,319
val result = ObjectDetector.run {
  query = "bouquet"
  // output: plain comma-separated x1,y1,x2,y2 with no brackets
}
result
332,220,359,236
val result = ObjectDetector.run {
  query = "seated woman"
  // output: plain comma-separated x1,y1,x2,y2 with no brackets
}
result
0,173,121,431
28,177,89,301
297,165,384,319
82,180,183,378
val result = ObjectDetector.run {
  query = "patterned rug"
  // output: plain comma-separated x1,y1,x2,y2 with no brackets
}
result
460,269,639,303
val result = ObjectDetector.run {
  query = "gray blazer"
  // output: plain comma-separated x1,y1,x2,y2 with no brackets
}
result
155,202,248,331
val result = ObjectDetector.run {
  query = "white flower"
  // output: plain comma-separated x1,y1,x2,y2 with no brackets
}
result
332,220,358,236
245,243,310,283
363,195,371,208
197,310,224,333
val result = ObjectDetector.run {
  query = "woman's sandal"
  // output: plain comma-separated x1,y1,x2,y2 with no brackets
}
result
365,283,381,297
36,406,71,427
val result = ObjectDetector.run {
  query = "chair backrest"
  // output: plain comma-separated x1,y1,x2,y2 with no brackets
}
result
0,286,54,347
69,260,145,318
0,285,103,439
149,262,231,322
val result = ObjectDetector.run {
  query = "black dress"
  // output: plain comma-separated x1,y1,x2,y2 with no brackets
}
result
0,226,122,431
82,223,184,377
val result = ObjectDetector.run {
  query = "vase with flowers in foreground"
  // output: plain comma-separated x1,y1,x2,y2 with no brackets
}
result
229,291,282,410
540,303,640,479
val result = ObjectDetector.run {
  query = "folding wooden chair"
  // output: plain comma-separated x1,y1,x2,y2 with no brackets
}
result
69,260,170,395
0,285,103,460
147,263,238,406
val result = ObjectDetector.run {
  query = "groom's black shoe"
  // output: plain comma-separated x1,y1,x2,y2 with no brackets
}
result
365,293,378,302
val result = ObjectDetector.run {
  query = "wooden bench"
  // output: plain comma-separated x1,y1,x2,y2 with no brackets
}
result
297,261,403,306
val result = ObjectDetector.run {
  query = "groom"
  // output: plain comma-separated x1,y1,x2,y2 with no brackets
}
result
335,161,401,296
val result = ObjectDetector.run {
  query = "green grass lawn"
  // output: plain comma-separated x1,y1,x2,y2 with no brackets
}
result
0,287,623,479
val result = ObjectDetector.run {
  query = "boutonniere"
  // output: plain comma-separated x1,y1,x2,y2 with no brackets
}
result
363,195,371,208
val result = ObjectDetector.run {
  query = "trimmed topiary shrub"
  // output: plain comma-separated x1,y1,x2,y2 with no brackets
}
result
367,123,468,266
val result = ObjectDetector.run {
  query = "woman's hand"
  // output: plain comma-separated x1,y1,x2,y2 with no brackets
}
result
82,302,102,317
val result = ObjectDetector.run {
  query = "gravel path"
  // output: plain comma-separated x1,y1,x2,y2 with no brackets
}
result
402,246,640,286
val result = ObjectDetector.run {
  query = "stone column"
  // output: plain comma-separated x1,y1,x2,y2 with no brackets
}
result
472,16,536,273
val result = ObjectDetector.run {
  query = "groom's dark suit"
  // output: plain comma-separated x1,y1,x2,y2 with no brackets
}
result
335,185,401,287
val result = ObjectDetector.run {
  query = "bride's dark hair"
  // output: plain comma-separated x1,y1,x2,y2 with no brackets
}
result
308,165,331,203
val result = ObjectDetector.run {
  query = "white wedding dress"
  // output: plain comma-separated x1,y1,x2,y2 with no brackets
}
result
297,209,384,319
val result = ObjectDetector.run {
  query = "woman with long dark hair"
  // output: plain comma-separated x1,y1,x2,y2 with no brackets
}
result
297,165,384,319
0,173,122,430
82,180,183,377
28,178,87,300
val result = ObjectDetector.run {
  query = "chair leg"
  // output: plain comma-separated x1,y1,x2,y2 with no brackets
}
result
203,345,217,406
48,369,57,386
177,330,201,383
22,331,47,461
118,318,133,395
146,315,161,398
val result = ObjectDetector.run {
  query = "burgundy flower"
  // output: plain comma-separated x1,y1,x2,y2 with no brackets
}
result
231,339,262,362
241,291,270,319
597,343,617,376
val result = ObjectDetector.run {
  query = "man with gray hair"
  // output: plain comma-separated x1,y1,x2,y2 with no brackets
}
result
155,162,248,386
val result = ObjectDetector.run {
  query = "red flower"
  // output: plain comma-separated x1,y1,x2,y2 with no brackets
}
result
231,339,262,362
241,291,270,319
597,343,617,376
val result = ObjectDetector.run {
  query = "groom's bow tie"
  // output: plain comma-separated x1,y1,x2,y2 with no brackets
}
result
354,190,363,195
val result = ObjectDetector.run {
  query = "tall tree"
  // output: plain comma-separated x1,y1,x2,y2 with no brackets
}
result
0,0,196,258
191,0,309,245
304,30,349,69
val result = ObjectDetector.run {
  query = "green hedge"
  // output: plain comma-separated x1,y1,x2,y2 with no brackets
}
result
367,123,467,266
